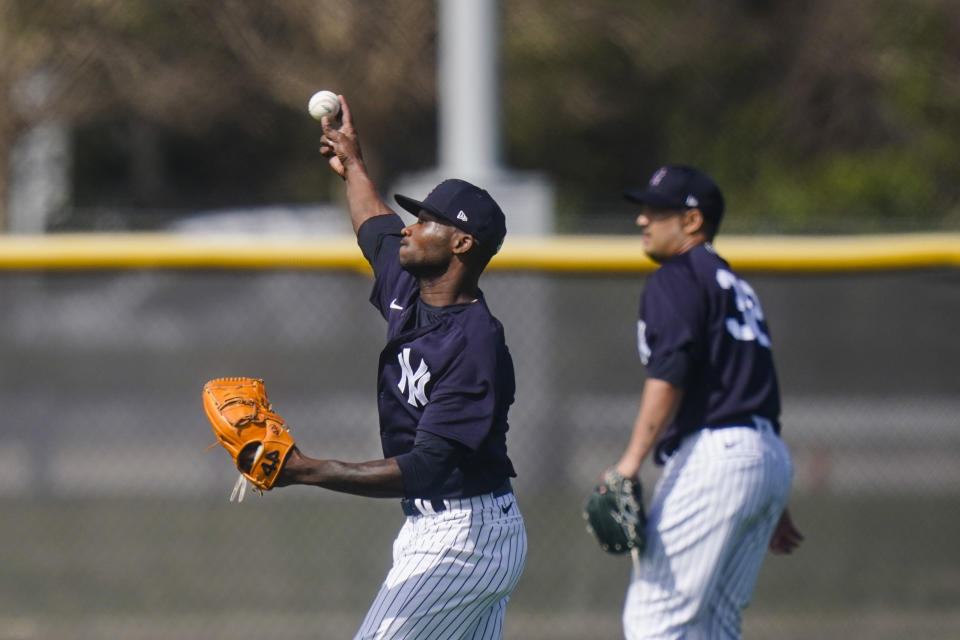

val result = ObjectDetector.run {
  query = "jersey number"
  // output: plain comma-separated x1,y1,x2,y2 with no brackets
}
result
715,269,771,348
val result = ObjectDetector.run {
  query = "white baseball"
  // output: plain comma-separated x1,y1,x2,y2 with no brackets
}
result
308,90,340,120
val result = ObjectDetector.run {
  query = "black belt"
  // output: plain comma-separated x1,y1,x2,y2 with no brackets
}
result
660,415,780,461
400,479,512,517
707,414,779,433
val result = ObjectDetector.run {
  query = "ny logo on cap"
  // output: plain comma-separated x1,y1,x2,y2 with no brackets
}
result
650,167,668,186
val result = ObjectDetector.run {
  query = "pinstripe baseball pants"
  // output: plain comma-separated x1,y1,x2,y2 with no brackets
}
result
354,489,527,640
623,419,793,639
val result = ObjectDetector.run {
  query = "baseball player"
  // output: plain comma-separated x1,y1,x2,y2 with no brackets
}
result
608,166,803,639
266,95,527,639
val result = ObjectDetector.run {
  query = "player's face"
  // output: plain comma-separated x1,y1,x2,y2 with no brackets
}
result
635,206,690,263
399,211,458,274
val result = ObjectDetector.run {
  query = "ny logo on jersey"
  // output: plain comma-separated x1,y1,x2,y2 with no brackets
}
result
636,320,652,365
715,269,771,348
397,347,431,407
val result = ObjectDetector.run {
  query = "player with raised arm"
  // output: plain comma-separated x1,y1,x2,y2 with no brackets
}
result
596,165,803,639
234,95,526,640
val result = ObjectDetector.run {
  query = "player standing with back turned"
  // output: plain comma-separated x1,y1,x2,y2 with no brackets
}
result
608,166,803,639
266,95,527,639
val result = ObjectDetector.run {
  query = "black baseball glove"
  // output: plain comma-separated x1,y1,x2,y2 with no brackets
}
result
583,468,647,554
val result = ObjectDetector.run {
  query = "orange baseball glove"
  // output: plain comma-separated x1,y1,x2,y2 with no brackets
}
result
203,377,295,502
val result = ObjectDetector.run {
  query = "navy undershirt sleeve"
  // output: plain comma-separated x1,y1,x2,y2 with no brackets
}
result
394,430,469,497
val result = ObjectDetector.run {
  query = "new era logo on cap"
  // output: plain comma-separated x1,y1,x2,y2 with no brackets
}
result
394,179,507,254
625,165,725,225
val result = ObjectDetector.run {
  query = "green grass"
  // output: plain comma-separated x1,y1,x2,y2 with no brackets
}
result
3,493,959,639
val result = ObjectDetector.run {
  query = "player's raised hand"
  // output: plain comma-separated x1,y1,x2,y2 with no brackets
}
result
768,508,803,554
319,95,363,179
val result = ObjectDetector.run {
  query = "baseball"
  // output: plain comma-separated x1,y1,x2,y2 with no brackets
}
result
308,90,340,120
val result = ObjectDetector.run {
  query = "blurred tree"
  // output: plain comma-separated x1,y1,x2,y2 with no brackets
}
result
0,0,437,228
1,0,959,232
502,0,960,232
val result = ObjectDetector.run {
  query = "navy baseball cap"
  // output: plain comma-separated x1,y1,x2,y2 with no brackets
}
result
395,179,507,254
624,165,725,225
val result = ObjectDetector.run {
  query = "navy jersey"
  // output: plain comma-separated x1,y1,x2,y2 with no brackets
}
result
357,214,517,498
637,242,781,463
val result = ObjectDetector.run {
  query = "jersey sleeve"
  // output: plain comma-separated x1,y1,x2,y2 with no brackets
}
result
357,214,410,319
357,213,404,272
640,266,703,384
416,329,499,452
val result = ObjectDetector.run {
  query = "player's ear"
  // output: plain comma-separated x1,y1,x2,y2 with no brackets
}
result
682,208,706,236
451,231,476,256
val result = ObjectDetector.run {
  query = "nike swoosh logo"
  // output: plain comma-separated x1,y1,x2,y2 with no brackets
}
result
390,298,404,310
501,503,513,514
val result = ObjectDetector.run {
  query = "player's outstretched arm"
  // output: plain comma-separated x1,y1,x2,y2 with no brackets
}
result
768,507,804,554
319,95,393,235
271,447,408,498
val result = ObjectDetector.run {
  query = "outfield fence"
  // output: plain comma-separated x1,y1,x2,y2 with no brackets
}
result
2,232,958,639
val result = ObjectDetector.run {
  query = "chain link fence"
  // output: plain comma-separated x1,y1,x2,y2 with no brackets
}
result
1,261,958,639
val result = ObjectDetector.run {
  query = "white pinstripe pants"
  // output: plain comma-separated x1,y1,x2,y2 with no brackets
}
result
354,490,527,640
623,421,793,640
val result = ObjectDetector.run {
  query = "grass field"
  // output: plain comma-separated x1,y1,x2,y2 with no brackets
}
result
3,493,959,639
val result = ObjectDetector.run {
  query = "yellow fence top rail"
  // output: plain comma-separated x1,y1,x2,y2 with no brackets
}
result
0,232,957,272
